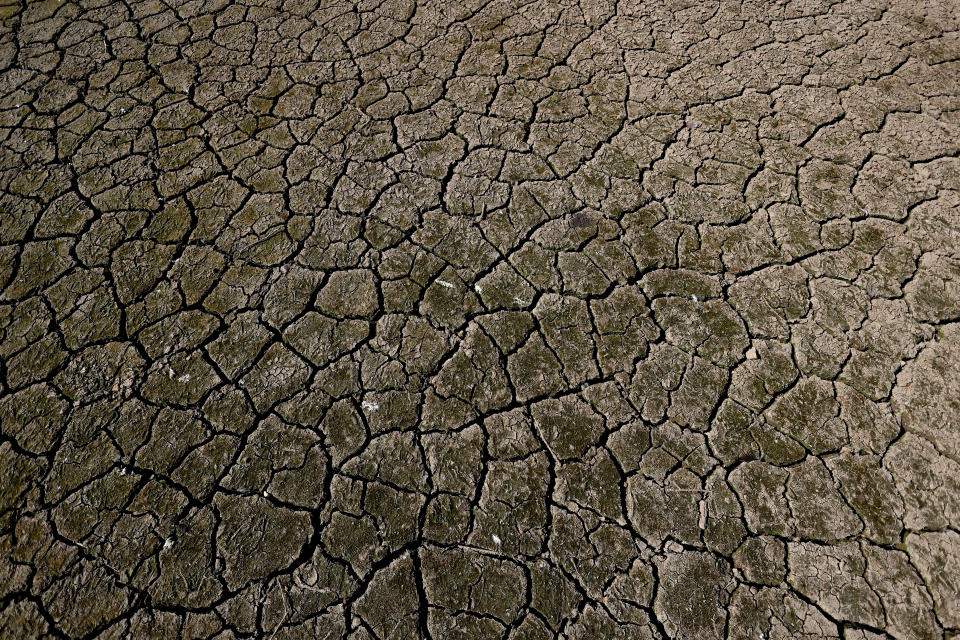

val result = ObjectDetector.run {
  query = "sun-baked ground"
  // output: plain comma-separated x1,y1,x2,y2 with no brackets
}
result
1,0,959,638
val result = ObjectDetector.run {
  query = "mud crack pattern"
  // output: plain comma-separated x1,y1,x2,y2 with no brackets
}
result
2,0,960,638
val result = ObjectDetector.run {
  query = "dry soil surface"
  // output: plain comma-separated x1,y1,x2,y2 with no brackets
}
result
1,0,960,638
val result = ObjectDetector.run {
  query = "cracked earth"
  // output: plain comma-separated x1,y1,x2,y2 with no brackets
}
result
1,0,959,638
